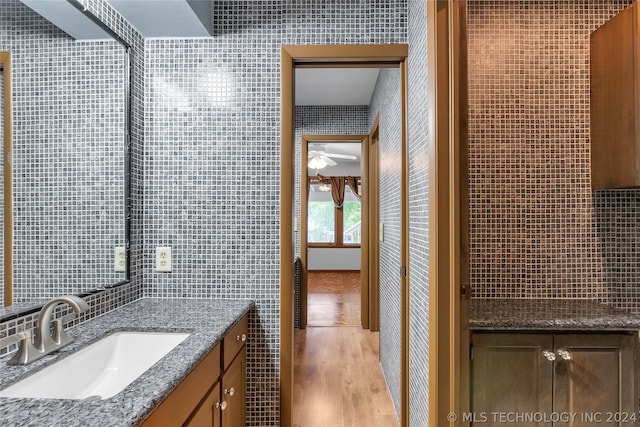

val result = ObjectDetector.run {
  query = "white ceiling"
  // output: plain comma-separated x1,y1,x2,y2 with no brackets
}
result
295,68,380,106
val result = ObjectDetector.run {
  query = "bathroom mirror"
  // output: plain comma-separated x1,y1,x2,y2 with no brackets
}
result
0,0,129,310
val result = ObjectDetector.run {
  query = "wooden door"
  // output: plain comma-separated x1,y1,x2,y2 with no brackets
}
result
553,334,636,427
221,347,246,427
471,333,554,426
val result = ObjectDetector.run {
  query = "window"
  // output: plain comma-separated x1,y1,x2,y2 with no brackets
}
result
307,181,361,247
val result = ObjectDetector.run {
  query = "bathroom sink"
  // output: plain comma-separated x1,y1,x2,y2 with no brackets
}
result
0,331,190,400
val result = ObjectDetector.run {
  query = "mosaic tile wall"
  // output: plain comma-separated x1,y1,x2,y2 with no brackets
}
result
369,66,402,415
468,0,640,310
2,0,126,301
407,0,432,424
144,1,407,425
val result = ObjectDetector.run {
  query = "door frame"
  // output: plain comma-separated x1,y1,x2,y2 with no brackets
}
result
280,44,409,426
0,52,12,307
367,115,380,332
427,1,469,425
300,134,370,330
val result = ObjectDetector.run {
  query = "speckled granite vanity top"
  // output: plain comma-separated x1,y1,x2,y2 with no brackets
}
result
470,299,640,331
0,298,254,427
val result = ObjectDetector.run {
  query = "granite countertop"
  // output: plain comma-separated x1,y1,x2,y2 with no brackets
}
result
0,298,254,427
470,299,640,331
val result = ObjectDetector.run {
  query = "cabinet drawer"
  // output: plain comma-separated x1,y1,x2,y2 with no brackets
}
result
223,314,248,370
141,344,221,427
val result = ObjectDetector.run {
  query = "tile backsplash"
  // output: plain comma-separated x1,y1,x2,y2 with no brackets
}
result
468,0,640,312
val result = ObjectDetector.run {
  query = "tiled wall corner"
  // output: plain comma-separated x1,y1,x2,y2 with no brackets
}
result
369,67,402,414
407,0,431,424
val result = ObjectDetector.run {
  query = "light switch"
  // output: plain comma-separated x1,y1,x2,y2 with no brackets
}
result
156,247,172,272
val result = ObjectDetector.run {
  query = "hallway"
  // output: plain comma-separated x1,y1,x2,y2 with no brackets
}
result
292,271,398,427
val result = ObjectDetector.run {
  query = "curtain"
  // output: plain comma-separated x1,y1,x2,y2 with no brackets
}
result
329,176,345,209
313,174,359,208
346,176,361,201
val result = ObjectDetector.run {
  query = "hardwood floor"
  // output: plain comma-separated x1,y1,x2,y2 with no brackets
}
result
307,270,361,327
293,327,399,427
294,271,398,427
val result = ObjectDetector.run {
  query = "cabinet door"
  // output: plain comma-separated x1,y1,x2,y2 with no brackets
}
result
221,346,246,427
471,333,554,426
185,382,222,427
553,334,636,427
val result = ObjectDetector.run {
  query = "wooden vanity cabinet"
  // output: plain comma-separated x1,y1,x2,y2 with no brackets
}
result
220,346,246,427
185,383,222,427
141,313,248,427
471,332,637,426
219,314,248,427
590,2,640,189
141,344,221,427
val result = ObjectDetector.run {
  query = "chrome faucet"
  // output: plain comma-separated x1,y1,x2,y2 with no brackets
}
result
6,295,89,365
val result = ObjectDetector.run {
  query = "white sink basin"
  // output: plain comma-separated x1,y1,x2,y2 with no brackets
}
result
0,331,190,400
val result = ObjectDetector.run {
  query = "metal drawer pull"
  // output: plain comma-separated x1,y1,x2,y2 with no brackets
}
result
557,349,572,361
224,387,235,397
542,350,556,361
216,401,227,411
236,334,246,342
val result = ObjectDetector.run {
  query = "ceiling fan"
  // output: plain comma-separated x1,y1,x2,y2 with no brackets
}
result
308,145,357,169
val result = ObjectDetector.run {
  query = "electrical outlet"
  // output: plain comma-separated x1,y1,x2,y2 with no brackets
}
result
156,247,172,272
114,246,126,272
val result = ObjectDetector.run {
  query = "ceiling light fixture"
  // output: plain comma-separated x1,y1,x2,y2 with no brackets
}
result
308,156,328,170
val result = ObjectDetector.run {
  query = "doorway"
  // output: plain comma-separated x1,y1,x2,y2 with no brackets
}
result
280,44,409,426
299,134,372,329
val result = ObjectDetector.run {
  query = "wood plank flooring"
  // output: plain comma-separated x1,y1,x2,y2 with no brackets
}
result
307,270,361,327
293,327,399,427
293,271,399,427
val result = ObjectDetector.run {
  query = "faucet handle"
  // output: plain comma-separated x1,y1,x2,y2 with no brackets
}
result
6,330,38,366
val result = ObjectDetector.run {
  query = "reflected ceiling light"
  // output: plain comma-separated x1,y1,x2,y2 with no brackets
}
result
318,184,331,192
308,156,328,170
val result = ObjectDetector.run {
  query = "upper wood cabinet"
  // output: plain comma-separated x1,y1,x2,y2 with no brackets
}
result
590,2,640,189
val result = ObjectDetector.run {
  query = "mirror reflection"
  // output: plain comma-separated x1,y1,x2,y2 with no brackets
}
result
1,0,127,308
